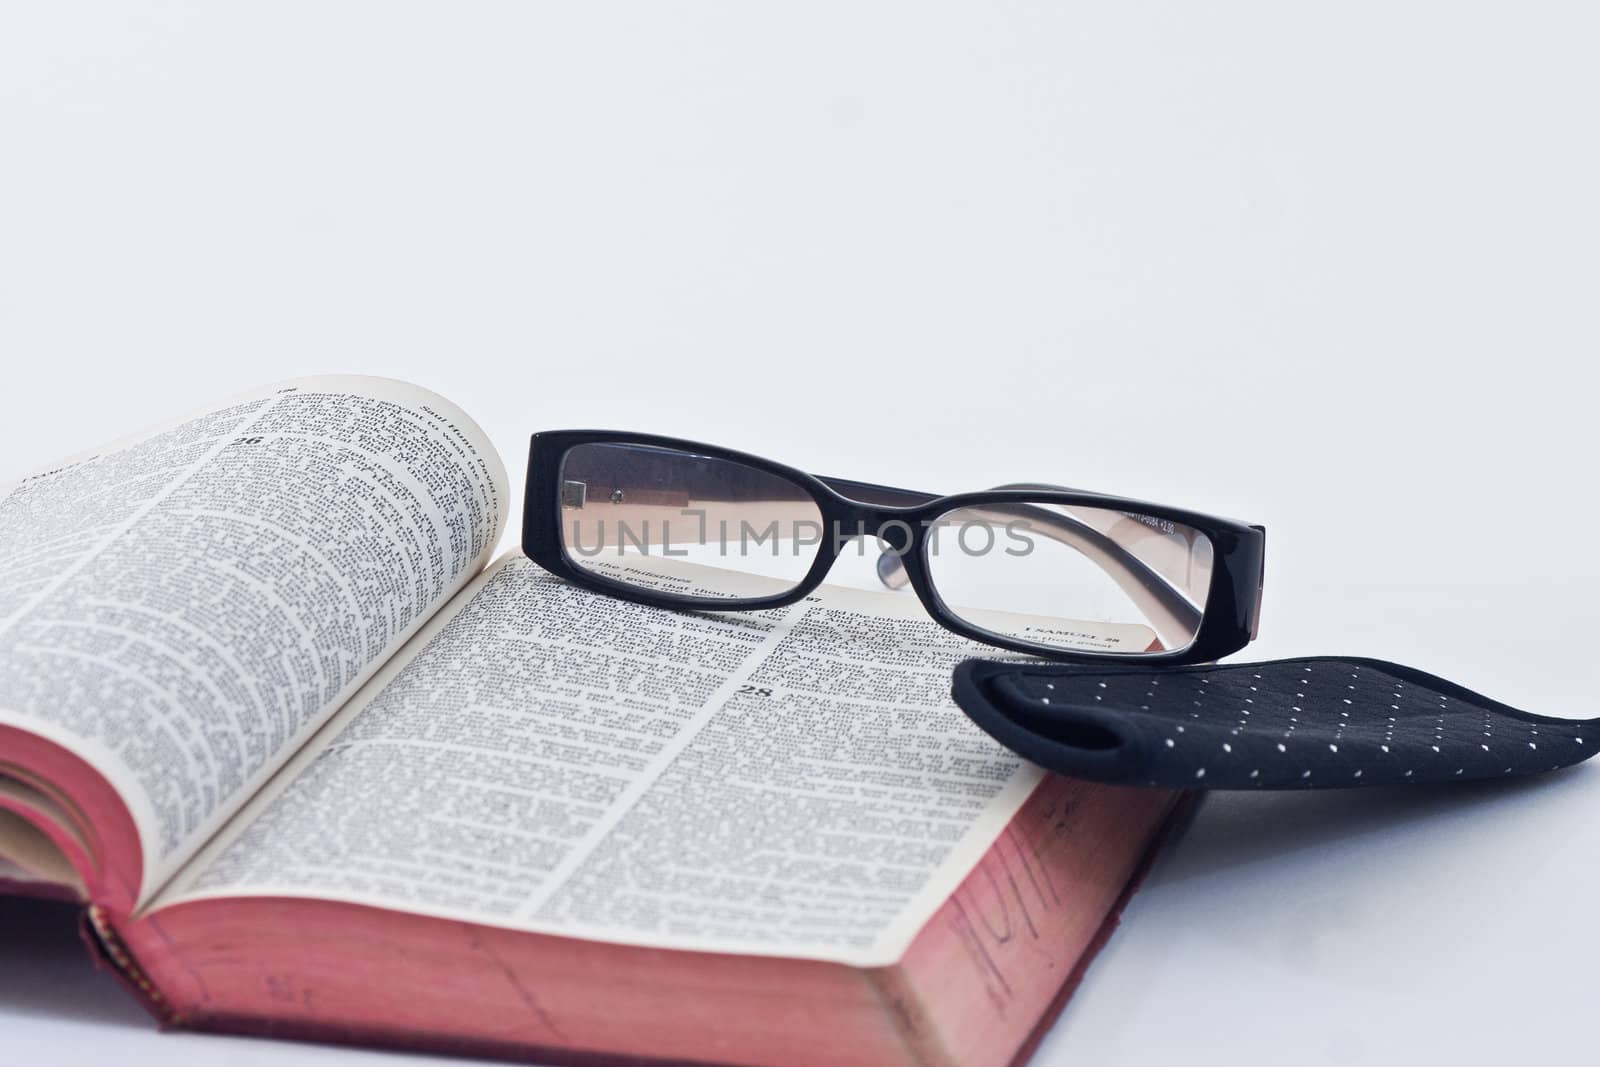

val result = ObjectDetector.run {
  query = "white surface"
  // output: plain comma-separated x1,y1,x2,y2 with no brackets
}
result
1,4,1595,1065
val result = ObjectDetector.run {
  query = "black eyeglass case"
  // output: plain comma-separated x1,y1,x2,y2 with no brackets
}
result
952,656,1596,789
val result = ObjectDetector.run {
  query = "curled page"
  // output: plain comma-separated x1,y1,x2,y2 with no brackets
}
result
0,376,507,903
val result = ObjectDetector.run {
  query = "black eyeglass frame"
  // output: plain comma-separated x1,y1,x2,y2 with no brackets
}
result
522,430,1266,665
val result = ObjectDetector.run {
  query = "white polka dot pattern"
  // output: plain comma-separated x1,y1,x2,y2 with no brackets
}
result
952,657,1594,790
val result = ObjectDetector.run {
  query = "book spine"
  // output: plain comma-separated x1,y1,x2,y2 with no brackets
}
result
82,904,182,1026
1003,790,1204,1067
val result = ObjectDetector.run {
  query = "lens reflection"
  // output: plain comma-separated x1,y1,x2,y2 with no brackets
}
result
925,501,1213,654
560,442,824,601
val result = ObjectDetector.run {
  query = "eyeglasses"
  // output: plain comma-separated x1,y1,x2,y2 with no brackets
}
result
521,431,1266,663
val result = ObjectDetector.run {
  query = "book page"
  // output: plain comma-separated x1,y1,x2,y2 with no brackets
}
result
164,555,1045,968
0,377,507,904
0,808,84,893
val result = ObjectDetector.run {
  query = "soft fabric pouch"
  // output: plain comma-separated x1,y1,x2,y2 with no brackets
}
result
951,656,1594,788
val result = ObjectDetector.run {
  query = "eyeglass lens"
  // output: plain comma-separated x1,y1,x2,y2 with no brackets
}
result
557,442,1214,655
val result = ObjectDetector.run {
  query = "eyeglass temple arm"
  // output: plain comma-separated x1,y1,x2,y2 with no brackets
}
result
819,477,1203,646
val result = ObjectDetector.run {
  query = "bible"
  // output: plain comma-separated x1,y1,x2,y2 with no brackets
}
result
0,376,1185,1067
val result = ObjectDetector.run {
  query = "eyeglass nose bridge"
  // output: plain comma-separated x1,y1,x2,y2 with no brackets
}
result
815,505,919,563
867,514,917,557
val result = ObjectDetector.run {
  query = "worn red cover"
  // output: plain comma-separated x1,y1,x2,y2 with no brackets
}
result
3,717,1185,1067
110,778,1183,1067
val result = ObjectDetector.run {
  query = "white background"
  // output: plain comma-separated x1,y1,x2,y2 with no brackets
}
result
2,3,1596,1065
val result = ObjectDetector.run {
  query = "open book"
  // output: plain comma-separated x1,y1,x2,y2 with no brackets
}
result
0,377,1184,1067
